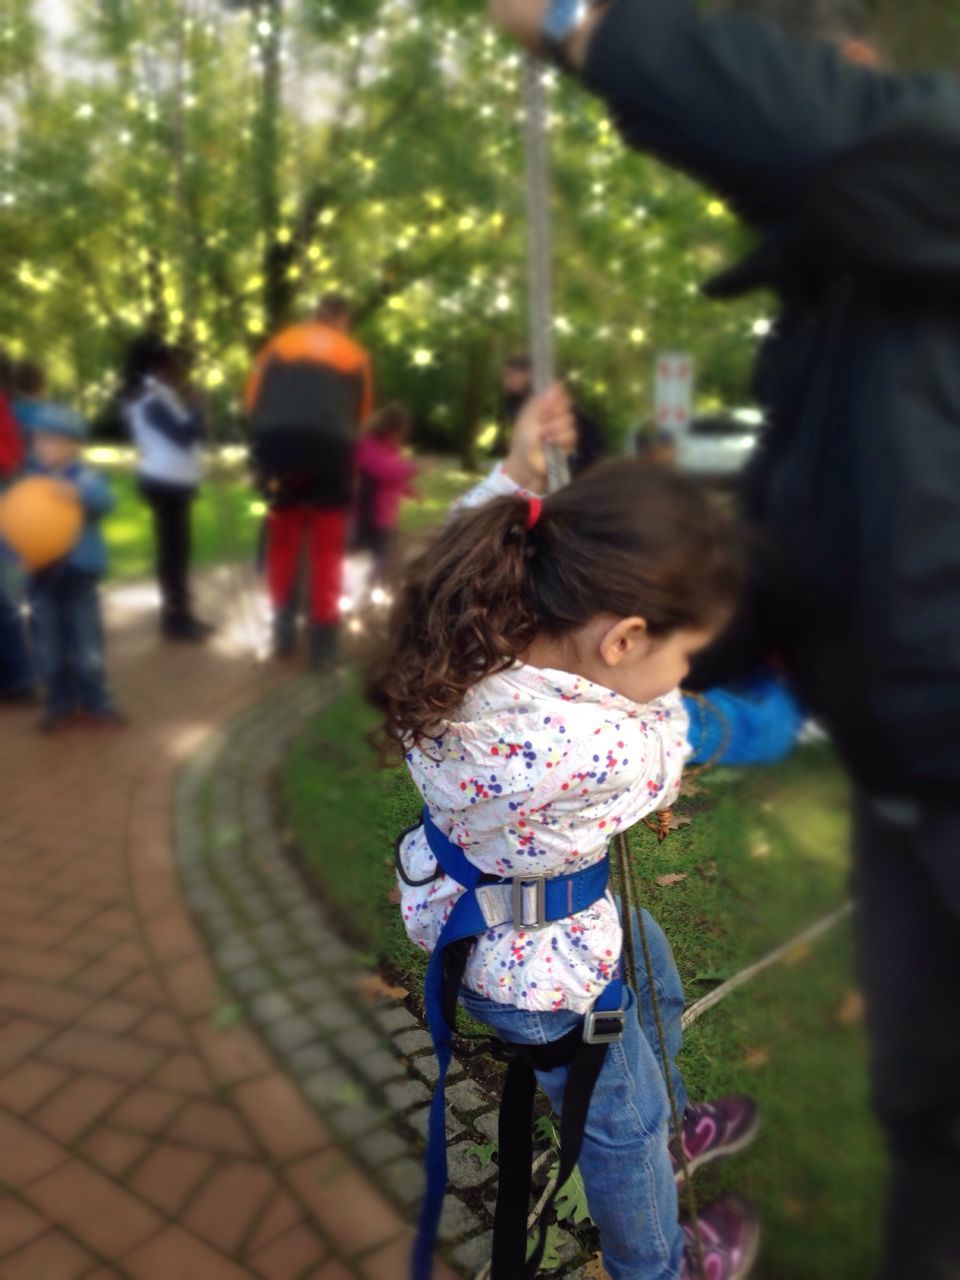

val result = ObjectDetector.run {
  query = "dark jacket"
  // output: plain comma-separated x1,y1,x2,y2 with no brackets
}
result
246,322,374,509
585,0,960,798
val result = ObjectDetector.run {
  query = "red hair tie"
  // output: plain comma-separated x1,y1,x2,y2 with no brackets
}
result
525,496,543,530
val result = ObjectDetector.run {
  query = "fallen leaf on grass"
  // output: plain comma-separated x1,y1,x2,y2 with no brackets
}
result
666,814,693,832
743,1045,770,1068
583,1254,612,1279
354,972,409,1004
465,1141,498,1169
696,860,719,881
532,1223,564,1271
534,1116,557,1145
656,873,688,888
555,1167,592,1227
834,989,865,1027
386,887,402,905
679,777,705,798
783,941,811,967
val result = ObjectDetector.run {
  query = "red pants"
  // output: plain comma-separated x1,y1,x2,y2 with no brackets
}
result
266,506,347,626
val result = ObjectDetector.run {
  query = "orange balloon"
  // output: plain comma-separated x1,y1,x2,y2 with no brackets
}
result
0,476,84,571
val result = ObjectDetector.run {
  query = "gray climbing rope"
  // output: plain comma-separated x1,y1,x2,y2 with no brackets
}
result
522,54,570,494
521,40,707,1276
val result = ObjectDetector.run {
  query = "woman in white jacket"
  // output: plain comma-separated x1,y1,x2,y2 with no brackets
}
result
122,337,211,642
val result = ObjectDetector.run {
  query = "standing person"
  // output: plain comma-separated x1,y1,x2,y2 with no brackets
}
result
0,350,32,703
500,353,607,475
354,403,418,591
122,336,211,643
246,293,374,669
11,359,49,444
25,405,124,733
370,419,760,1280
490,2,960,1274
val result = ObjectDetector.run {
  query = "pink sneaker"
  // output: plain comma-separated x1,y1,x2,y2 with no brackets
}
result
672,1096,760,1184
680,1195,760,1280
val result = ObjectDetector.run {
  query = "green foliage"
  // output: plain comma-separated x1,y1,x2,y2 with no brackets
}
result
527,1223,565,1272
555,1167,592,1228
3,0,765,455
465,1141,498,1169
534,1115,557,1146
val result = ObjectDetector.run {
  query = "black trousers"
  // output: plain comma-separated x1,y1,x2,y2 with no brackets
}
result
853,793,960,1280
139,478,195,622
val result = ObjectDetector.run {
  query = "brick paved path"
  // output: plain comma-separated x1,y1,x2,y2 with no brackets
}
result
0,576,456,1280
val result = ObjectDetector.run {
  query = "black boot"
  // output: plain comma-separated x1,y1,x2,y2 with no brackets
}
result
162,612,210,643
309,623,340,673
273,609,298,658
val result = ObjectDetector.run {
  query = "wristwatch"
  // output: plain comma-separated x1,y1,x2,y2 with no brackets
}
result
542,0,594,70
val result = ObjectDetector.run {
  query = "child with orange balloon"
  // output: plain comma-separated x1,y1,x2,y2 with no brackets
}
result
0,404,125,733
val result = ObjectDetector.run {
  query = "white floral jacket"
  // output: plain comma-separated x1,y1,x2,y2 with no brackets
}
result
398,661,689,1014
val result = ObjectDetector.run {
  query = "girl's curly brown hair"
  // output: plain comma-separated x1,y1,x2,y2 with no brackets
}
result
367,460,741,757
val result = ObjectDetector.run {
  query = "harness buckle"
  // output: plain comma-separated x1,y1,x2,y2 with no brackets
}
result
583,1007,626,1045
512,876,548,931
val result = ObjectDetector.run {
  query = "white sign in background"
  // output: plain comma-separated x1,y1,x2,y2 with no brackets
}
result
654,353,695,435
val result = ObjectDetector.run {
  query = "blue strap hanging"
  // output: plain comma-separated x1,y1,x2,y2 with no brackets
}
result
410,808,623,1280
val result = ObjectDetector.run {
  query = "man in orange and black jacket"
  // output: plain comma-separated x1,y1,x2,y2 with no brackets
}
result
246,293,374,669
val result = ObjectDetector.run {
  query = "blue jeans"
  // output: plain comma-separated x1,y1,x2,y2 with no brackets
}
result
0,544,31,696
29,566,112,716
460,906,687,1280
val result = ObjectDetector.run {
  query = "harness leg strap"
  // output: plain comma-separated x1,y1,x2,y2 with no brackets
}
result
490,1028,612,1280
526,1039,610,1278
492,1055,539,1278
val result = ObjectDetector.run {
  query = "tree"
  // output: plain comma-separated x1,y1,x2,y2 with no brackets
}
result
1,0,777,451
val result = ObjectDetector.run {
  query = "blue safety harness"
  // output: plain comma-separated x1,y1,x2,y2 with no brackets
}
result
402,808,626,1280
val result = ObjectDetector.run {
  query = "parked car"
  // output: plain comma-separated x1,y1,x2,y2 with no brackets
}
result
675,409,765,481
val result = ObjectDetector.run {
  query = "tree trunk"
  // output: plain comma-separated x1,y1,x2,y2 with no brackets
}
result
256,0,288,331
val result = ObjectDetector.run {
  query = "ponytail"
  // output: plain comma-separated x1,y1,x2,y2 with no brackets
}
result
367,493,540,754
368,460,741,757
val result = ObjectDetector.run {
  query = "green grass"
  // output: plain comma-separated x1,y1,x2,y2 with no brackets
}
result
281,687,429,985
100,458,480,581
104,470,260,580
398,462,484,535
283,692,884,1280
635,759,884,1280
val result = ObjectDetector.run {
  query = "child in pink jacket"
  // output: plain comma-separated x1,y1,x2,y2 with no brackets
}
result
355,404,418,587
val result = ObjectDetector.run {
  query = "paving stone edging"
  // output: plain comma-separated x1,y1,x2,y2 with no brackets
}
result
174,674,587,1279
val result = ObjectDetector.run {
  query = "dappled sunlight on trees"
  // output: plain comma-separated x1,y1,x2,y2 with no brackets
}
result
9,0,950,450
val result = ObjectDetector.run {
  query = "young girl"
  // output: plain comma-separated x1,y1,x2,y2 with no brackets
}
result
354,404,418,590
370,420,759,1280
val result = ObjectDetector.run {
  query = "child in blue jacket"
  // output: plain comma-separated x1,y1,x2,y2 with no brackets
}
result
27,405,125,733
